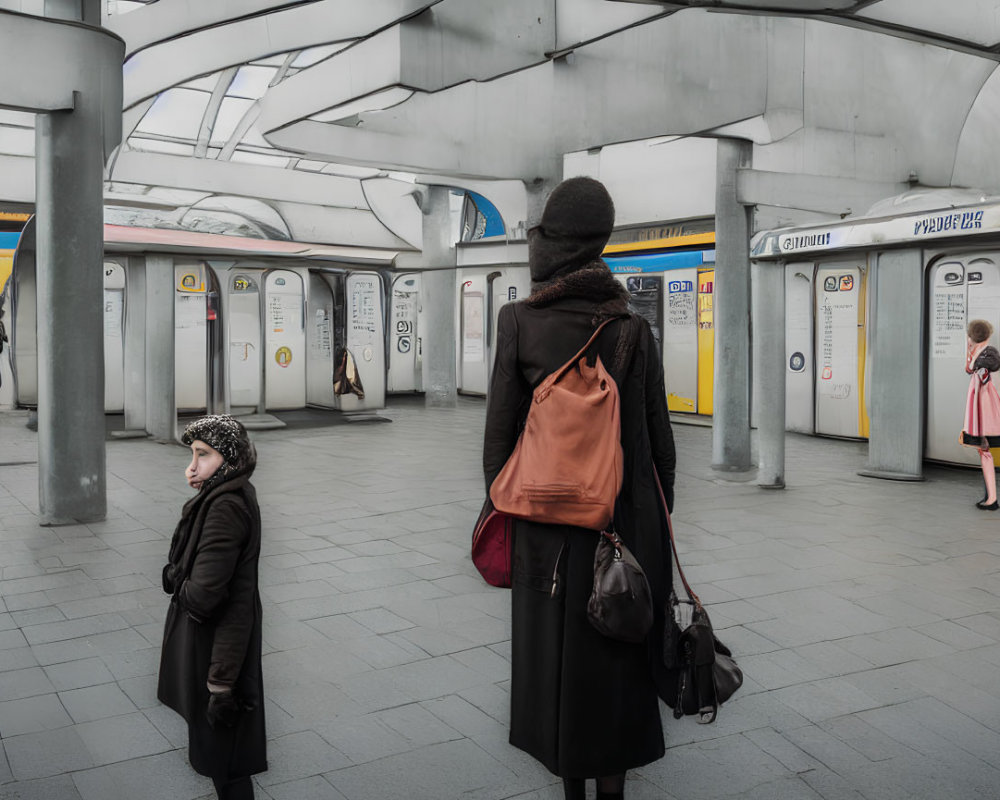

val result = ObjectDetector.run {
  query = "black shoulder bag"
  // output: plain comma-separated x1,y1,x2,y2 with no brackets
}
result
655,469,743,724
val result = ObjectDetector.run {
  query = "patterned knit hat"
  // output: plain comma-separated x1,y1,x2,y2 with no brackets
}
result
181,415,256,476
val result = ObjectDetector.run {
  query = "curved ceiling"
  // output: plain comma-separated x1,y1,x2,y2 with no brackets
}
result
4,0,1000,243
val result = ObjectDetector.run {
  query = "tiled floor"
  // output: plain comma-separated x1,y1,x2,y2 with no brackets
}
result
1,398,1000,799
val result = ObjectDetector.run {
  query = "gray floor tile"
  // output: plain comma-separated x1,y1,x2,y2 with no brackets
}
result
75,712,172,765
60,682,138,723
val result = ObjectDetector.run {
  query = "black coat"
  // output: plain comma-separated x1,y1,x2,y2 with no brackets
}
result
158,474,267,780
484,297,676,778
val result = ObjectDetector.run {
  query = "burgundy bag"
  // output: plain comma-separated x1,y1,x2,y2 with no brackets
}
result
471,498,513,588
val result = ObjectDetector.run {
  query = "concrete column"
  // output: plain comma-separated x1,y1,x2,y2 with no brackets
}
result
712,138,753,472
752,260,785,488
421,186,457,408
145,255,177,441
858,249,924,480
35,102,106,524
123,258,146,433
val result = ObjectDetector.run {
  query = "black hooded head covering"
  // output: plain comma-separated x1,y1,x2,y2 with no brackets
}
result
182,414,256,491
528,176,616,283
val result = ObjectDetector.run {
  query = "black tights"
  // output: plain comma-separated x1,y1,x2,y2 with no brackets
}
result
563,773,626,799
213,775,254,800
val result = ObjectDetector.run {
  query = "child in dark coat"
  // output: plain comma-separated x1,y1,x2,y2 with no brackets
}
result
158,415,267,799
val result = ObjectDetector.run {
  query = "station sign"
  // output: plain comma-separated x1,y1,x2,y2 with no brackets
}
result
752,203,1000,259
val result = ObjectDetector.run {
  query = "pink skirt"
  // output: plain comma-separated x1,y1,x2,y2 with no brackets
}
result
963,371,1000,447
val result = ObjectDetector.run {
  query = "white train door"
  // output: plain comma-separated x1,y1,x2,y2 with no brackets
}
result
663,270,698,413
10,232,38,407
388,273,421,393
103,261,126,413
264,270,306,410
814,262,867,438
459,275,487,395
488,267,529,377
340,271,385,411
228,271,262,413
175,263,208,412
925,253,1000,464
306,271,337,408
785,264,815,433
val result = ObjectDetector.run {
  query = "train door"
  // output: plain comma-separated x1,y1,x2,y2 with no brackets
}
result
306,270,337,408
388,273,422,393
663,270,698,413
925,252,1000,464
175,263,209,412
785,264,815,433
486,267,530,380
341,271,386,410
11,236,37,407
624,274,664,354
697,269,715,415
228,270,262,413
103,261,126,413
814,261,868,438
459,275,487,395
264,269,306,410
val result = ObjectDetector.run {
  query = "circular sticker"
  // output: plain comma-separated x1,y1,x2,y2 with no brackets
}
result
363,346,374,362
275,346,292,368
789,352,805,372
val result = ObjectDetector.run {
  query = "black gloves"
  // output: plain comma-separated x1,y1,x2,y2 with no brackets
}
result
206,690,241,729
161,563,182,594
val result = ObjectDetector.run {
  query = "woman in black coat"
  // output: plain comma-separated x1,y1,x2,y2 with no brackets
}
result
159,415,267,800
483,177,676,800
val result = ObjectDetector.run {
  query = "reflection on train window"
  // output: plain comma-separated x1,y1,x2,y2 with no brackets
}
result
623,275,662,356
625,276,660,293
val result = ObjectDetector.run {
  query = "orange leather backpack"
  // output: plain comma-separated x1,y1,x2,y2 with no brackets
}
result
489,318,623,530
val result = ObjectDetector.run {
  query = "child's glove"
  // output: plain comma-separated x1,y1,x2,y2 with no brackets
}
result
206,690,241,729
161,563,182,594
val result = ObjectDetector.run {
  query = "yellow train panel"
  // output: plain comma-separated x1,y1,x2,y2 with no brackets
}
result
697,269,715,416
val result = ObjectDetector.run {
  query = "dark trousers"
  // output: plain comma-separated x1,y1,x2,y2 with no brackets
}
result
213,775,254,800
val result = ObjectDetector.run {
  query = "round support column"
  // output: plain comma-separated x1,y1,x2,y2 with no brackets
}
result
753,260,785,488
712,138,753,473
421,186,458,408
35,100,107,524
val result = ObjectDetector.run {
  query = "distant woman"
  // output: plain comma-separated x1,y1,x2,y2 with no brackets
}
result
483,177,676,800
159,415,267,799
962,319,1000,510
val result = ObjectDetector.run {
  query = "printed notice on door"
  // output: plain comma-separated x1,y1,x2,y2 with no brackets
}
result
666,285,695,328
463,293,484,361
932,288,966,359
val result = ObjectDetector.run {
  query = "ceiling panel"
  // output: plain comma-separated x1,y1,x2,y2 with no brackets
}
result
856,0,1000,48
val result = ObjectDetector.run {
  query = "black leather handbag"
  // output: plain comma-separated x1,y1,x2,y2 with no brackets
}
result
587,530,654,643
656,471,743,724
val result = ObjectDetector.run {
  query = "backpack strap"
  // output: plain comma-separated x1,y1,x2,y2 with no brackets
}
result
537,317,620,400
654,466,701,610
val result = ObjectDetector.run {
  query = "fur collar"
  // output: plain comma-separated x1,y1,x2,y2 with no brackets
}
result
525,261,630,319
526,261,638,376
